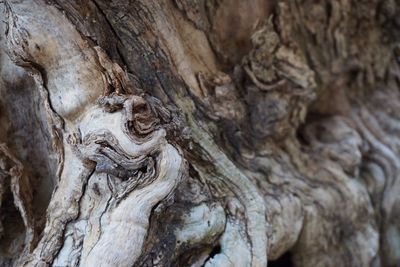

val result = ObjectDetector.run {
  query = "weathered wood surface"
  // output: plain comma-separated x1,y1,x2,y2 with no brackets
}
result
0,0,400,266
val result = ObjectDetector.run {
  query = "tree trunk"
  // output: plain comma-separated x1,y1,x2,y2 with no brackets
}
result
0,0,399,266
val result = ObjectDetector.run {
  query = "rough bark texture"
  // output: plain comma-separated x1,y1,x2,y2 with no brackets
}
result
1,0,400,266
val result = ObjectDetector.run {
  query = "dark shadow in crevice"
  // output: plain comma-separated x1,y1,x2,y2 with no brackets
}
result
199,244,221,267
296,111,332,147
268,251,294,267
208,244,221,259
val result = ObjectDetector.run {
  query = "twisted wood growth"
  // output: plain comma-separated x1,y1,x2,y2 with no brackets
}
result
0,0,400,267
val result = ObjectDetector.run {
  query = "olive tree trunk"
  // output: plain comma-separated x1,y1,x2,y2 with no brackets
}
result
0,0,399,266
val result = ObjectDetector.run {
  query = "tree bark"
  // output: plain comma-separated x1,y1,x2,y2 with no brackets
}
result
0,0,400,266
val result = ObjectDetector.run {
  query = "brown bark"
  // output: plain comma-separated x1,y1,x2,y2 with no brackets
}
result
1,0,400,266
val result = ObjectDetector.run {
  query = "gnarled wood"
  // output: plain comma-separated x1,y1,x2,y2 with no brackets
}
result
1,0,400,267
